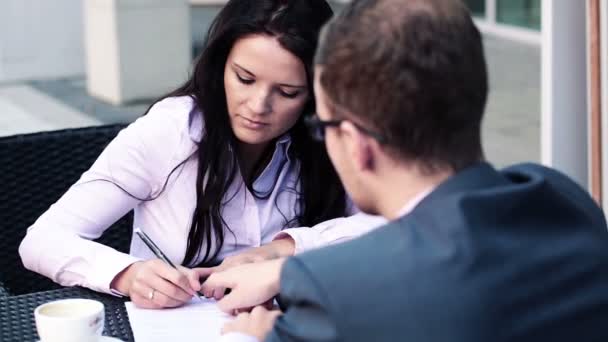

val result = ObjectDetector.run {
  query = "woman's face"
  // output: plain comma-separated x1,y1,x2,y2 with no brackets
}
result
224,34,309,148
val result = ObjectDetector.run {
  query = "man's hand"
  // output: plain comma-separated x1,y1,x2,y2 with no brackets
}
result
193,238,294,300
221,306,282,341
218,238,295,271
196,258,287,312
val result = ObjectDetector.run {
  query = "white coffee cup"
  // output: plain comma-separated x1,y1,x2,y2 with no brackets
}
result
34,298,105,342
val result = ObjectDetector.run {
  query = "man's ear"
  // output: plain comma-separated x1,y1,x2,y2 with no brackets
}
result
340,121,374,172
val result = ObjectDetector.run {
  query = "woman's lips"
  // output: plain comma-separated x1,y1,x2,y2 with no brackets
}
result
239,115,269,129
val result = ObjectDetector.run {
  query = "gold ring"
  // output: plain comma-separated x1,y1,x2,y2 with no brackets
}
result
148,289,156,301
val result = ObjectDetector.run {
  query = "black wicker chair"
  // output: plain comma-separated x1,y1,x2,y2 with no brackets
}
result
0,280,9,297
0,125,134,296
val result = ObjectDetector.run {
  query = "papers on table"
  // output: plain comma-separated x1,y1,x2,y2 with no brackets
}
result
125,297,233,341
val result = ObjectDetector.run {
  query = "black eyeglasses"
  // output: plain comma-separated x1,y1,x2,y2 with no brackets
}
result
304,115,387,143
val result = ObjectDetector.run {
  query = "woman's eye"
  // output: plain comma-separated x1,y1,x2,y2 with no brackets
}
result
236,74,254,84
279,89,299,99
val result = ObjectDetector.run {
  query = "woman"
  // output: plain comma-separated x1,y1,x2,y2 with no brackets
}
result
19,0,385,310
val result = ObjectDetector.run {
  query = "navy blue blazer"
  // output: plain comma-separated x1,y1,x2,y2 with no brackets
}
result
267,163,608,342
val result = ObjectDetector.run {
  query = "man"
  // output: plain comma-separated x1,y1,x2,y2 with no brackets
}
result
203,0,608,341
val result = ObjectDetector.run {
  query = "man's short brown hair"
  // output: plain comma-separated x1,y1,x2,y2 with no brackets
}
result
315,0,488,172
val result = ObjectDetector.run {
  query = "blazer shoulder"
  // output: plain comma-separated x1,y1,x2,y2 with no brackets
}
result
502,163,605,222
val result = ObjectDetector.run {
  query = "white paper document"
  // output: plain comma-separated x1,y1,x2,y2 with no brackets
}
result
125,297,233,341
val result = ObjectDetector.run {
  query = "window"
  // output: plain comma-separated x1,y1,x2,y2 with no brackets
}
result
496,0,541,30
463,0,486,18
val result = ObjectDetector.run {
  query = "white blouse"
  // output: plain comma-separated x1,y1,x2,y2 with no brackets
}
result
19,96,386,294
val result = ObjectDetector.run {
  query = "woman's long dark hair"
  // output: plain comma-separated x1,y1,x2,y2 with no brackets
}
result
154,0,347,267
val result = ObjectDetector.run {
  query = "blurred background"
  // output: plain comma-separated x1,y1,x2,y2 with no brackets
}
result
0,0,605,209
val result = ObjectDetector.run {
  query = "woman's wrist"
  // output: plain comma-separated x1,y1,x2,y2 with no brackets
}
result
110,261,142,295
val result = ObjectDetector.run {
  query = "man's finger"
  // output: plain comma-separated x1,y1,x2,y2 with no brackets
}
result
202,272,235,291
268,309,282,320
203,286,214,298
192,267,217,280
217,290,247,313
250,305,269,315
213,286,227,300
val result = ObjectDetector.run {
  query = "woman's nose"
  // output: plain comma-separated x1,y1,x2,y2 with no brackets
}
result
248,88,272,115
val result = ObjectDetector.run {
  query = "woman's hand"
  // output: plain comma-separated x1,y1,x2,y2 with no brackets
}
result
194,238,294,300
111,259,201,309
221,306,282,341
